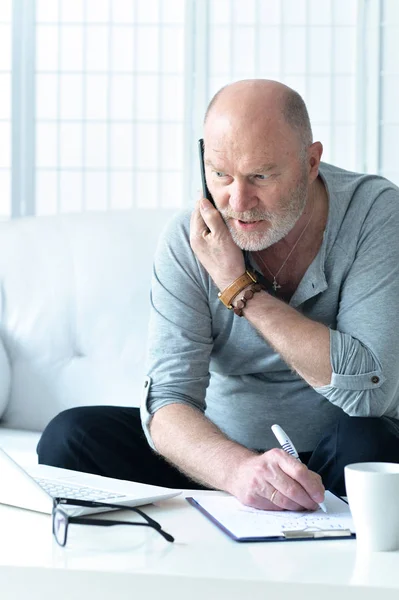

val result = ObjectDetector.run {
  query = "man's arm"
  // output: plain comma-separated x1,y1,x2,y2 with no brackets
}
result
150,402,324,511
191,191,399,417
143,211,325,508
232,291,332,387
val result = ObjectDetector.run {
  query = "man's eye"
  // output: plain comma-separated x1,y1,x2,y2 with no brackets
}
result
214,171,226,178
255,174,269,180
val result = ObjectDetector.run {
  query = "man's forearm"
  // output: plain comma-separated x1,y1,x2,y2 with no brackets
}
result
242,290,332,387
149,403,255,490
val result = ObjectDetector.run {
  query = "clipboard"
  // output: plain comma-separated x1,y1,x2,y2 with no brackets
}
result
186,492,356,543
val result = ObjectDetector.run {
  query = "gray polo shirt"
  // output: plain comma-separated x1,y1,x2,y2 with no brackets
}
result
141,162,399,452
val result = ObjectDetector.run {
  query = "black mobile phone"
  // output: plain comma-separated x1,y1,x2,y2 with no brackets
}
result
198,138,216,207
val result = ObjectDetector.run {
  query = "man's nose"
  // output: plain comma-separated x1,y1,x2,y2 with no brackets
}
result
228,180,258,213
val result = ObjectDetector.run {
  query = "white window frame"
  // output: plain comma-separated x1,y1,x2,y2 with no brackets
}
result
12,0,36,217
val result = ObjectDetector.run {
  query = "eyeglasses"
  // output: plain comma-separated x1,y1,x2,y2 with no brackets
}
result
52,497,175,547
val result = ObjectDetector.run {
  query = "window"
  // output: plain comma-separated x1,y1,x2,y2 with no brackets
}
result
35,0,186,215
0,1,12,219
207,0,360,170
3,0,399,218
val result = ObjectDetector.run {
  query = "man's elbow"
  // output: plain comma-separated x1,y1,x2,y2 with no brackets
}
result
337,388,397,418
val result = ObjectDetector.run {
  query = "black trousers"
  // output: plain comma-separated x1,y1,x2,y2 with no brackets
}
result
37,406,399,496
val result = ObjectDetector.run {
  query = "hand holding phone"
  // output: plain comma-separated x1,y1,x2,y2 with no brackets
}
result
196,140,247,270
198,139,216,207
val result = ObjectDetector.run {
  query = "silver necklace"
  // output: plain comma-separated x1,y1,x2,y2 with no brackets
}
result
255,199,315,293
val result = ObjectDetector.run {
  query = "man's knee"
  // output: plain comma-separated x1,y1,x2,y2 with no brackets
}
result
37,405,143,473
37,406,99,467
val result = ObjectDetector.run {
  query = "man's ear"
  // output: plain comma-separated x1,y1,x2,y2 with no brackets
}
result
308,141,323,179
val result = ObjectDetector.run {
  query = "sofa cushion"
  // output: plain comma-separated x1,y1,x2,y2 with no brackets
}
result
0,209,177,431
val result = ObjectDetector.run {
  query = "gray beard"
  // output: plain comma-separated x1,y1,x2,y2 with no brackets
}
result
221,180,308,252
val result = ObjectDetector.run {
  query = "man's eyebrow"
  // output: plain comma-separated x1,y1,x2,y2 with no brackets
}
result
250,163,278,173
204,159,222,169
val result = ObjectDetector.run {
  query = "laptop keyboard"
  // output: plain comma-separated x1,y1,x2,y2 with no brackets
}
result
35,477,127,502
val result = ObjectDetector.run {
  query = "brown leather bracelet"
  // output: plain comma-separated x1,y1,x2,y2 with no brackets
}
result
233,283,263,317
218,271,257,309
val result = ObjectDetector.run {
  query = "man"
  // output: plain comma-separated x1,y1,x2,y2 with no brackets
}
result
38,79,399,511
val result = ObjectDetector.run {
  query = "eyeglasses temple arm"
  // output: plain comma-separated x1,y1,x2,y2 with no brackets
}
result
54,498,161,528
66,517,174,542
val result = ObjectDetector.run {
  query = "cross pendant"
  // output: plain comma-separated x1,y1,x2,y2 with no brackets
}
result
272,278,281,292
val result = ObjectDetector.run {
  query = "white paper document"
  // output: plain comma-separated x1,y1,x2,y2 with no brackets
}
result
187,491,355,541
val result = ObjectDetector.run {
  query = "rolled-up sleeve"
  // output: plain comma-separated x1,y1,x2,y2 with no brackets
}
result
314,190,399,417
140,211,213,447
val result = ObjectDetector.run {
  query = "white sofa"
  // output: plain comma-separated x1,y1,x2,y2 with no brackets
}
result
0,208,177,466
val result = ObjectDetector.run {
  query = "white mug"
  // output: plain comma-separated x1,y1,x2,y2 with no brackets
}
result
344,462,399,552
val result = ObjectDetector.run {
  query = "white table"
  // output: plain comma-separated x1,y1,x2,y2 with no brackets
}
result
0,490,399,599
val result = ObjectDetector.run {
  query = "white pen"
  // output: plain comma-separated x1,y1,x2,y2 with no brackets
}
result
271,424,327,513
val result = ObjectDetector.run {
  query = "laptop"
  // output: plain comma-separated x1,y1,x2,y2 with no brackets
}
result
0,447,181,516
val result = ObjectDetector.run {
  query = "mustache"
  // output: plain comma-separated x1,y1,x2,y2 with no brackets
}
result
220,208,274,221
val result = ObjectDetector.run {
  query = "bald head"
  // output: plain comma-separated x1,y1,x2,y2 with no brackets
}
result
204,79,313,152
